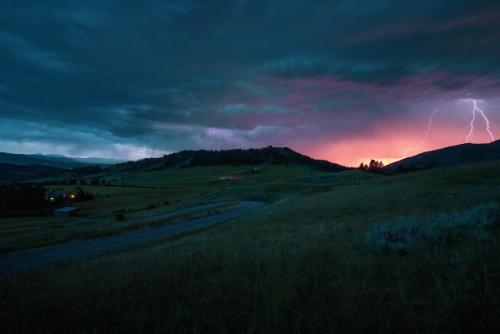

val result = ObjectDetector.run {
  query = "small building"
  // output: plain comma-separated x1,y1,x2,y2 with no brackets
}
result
54,206,79,218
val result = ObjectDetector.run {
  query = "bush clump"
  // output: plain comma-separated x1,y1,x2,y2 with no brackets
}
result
364,202,499,254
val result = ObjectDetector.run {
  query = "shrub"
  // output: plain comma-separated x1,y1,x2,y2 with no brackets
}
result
69,186,95,202
364,203,499,254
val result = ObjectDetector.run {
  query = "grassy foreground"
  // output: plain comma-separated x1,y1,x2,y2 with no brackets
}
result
1,162,500,333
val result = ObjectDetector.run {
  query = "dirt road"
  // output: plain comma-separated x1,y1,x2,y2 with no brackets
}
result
0,201,263,274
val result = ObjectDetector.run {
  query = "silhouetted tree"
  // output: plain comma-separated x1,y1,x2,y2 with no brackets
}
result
369,159,384,170
70,185,95,202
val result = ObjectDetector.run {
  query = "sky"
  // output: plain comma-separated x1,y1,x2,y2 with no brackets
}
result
1,0,500,166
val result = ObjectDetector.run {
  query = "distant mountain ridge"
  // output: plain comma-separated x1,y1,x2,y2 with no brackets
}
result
112,147,347,172
0,163,64,182
2,142,499,182
0,152,120,169
386,140,500,172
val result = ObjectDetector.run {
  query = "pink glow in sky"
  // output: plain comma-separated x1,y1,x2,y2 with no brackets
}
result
207,74,500,167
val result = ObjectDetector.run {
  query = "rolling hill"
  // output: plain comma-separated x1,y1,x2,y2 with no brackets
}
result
0,163,66,182
0,152,120,169
112,146,347,173
3,141,500,182
386,140,500,172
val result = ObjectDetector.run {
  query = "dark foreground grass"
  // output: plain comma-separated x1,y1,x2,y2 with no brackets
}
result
1,162,500,333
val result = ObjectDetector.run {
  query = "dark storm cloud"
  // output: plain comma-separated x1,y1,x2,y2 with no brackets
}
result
1,0,500,160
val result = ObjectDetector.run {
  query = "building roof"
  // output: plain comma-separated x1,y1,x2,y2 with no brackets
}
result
55,207,79,213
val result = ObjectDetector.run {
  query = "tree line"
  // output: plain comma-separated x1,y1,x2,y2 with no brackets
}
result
359,160,385,171
43,178,110,186
0,184,50,217
0,184,96,218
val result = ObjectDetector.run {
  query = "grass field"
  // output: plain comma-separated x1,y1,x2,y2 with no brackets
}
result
1,166,321,252
0,185,206,252
1,162,500,333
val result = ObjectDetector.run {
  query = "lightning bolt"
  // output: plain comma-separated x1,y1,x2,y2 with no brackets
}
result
403,97,497,159
462,98,495,143
465,103,477,143
403,108,440,157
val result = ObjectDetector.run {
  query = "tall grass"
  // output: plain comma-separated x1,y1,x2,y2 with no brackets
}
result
364,203,499,254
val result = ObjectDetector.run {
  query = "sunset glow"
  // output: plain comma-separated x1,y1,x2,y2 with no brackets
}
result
303,117,498,167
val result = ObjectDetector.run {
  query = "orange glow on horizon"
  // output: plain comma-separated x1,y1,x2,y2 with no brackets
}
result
300,120,497,167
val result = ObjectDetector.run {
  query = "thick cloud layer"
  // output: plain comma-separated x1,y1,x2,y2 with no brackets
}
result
1,0,500,165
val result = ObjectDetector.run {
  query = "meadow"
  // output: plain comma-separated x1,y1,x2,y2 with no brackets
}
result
1,162,500,333
0,166,320,253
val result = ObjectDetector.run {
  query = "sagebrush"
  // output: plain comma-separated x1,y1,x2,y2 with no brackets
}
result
364,202,499,253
